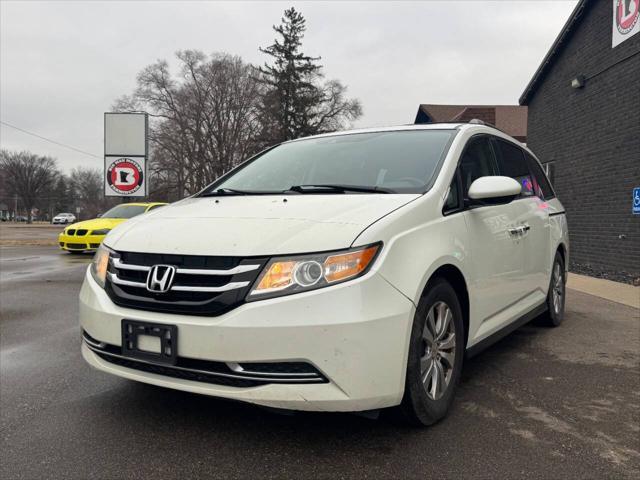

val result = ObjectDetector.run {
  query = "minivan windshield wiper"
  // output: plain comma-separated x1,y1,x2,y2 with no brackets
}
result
200,188,283,197
200,184,396,197
287,184,394,194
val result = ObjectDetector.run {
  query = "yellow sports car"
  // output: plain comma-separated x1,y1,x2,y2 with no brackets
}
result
58,202,167,253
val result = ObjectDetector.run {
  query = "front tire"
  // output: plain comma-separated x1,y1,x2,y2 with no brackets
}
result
398,278,465,426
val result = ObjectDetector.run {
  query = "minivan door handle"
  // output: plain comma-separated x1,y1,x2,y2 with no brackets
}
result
508,225,530,236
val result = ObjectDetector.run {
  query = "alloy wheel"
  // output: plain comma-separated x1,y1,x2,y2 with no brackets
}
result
552,263,564,315
420,301,456,400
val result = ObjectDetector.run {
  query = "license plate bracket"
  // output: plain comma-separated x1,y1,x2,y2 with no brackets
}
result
121,320,178,365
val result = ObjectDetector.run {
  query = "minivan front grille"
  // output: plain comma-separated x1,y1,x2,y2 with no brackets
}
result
105,250,268,316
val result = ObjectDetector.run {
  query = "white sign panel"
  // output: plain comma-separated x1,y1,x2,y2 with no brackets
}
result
613,0,640,47
104,112,148,197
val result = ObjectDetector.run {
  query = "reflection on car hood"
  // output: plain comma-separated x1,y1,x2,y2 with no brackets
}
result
64,218,126,231
106,194,420,256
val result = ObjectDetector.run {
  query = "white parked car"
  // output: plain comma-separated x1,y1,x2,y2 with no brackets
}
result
52,213,76,224
80,123,568,425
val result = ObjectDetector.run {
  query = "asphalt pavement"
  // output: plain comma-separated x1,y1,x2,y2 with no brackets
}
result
1,245,639,479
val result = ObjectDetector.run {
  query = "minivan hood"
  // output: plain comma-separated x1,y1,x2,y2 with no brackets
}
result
106,194,419,256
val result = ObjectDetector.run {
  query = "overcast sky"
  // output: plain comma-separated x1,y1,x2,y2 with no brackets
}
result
1,0,577,173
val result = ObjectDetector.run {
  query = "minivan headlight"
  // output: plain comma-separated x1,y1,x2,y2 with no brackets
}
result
248,243,381,300
90,244,112,288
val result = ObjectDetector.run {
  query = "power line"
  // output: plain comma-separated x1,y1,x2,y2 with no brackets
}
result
0,120,102,159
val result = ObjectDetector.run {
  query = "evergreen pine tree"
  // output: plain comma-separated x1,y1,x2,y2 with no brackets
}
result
258,7,362,145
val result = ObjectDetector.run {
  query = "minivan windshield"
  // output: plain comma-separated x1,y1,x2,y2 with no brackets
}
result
204,130,456,195
101,205,147,219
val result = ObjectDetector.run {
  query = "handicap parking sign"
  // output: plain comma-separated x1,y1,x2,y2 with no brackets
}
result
634,188,640,215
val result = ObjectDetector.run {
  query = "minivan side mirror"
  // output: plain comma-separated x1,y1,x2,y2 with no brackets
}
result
467,176,521,205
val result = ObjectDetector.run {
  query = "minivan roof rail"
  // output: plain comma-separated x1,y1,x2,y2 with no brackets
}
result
408,119,506,133
467,118,509,136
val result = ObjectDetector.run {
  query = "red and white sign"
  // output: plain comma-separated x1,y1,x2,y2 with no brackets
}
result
613,0,640,47
105,157,145,195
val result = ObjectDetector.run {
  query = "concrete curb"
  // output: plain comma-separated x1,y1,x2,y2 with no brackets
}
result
567,273,639,310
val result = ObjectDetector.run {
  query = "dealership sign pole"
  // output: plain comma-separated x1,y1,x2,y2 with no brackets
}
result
104,112,148,197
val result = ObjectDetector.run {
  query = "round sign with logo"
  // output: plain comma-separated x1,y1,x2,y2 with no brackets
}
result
106,157,144,195
616,0,639,34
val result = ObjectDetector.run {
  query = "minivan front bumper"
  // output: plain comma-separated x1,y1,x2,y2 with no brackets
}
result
80,267,415,412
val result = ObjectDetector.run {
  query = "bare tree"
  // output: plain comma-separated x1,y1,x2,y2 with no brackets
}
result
70,167,105,219
52,175,73,214
34,169,63,221
114,51,264,200
0,150,59,223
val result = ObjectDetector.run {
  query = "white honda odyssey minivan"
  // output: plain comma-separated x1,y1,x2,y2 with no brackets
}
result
80,123,568,425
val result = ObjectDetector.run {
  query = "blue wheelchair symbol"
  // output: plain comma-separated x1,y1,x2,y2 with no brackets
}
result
634,188,640,215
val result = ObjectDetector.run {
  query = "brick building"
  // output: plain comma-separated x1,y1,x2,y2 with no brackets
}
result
414,104,528,142
520,0,640,283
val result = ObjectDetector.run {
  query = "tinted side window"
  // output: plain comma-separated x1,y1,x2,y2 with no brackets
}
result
494,139,534,198
460,137,498,198
545,162,556,186
525,153,555,199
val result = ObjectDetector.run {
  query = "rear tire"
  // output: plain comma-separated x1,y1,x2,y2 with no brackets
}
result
539,252,565,327
397,278,465,426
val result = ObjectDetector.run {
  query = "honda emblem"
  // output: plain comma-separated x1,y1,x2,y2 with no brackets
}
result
146,265,176,293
